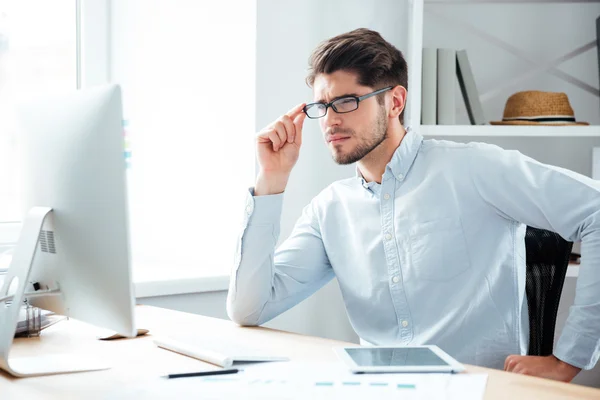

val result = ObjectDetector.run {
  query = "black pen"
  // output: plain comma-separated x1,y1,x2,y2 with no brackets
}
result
163,368,240,379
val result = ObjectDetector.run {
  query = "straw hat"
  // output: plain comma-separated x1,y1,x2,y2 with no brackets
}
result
490,90,588,126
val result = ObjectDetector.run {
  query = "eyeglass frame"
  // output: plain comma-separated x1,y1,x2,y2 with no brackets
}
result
302,86,394,119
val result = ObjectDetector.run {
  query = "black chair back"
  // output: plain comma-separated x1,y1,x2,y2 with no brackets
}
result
525,227,573,356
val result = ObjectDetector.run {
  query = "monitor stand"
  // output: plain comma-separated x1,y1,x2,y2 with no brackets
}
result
0,207,111,377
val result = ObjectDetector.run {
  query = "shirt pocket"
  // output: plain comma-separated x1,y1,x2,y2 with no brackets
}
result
409,217,471,281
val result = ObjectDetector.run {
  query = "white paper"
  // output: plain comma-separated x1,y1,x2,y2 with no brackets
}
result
110,362,488,400
238,362,488,400
446,373,489,400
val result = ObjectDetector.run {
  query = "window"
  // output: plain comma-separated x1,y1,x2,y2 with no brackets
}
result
0,1,255,278
0,0,77,223
111,1,256,276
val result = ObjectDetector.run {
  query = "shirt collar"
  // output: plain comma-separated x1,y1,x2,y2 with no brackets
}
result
356,167,378,191
385,126,423,182
355,126,423,188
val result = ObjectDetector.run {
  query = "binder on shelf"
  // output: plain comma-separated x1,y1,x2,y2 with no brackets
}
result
436,48,456,125
421,48,437,125
456,49,486,125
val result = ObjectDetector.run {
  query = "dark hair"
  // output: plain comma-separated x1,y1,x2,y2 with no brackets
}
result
306,28,408,123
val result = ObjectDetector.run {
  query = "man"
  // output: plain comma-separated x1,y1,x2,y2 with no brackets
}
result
226,28,600,382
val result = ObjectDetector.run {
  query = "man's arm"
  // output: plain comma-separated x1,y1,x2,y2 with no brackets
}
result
468,143,600,381
226,189,333,326
226,102,335,325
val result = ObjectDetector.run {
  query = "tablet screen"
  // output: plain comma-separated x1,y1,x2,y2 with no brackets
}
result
345,347,449,367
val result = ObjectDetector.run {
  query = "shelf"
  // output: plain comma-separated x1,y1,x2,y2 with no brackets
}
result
425,1,595,3
425,0,598,4
419,125,600,137
567,263,579,278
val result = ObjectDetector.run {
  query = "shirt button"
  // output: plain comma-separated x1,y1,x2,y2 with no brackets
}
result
401,320,409,327
383,193,390,200
384,233,392,241
397,174,404,180
392,275,400,283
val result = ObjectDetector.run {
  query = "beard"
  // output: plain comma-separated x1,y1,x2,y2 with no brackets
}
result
331,107,388,165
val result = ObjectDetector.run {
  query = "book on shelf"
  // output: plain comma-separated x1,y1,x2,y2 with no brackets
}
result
456,49,486,125
436,48,456,125
421,48,437,125
421,47,486,126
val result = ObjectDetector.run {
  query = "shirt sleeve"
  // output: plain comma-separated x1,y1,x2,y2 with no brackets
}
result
468,143,600,370
226,188,334,326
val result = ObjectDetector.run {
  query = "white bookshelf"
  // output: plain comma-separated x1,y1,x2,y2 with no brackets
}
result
405,0,599,137
420,125,600,137
567,263,580,278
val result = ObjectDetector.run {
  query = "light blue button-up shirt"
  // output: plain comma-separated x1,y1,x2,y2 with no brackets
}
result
227,129,600,370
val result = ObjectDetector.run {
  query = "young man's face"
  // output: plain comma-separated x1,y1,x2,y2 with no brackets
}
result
312,70,388,165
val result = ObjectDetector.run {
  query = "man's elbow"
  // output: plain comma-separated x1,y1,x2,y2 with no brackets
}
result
226,299,261,327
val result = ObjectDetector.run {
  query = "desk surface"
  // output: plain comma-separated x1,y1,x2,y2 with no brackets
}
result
1,305,598,399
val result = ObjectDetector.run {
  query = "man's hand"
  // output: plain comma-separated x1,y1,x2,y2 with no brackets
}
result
254,103,307,196
504,354,581,382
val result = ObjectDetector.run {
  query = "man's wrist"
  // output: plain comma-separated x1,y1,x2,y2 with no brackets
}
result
553,355,582,381
254,171,290,196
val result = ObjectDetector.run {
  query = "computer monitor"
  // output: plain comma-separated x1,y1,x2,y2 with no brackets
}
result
0,84,136,377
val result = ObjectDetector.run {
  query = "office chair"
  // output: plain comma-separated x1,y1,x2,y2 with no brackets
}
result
525,226,573,356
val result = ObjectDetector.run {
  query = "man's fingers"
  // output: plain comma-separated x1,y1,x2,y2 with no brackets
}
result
272,122,288,150
279,115,296,143
504,355,517,372
293,112,306,145
285,102,306,119
267,130,281,151
257,103,306,149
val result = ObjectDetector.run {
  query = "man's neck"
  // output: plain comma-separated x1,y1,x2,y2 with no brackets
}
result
357,125,406,184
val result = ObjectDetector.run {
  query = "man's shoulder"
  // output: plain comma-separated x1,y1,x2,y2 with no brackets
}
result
319,177,358,196
308,177,359,207
419,137,527,178
420,137,501,155
418,137,508,166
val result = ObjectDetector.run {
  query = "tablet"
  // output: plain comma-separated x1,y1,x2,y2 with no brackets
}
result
334,345,465,373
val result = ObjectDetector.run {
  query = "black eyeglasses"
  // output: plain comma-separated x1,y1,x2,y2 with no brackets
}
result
303,86,393,119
